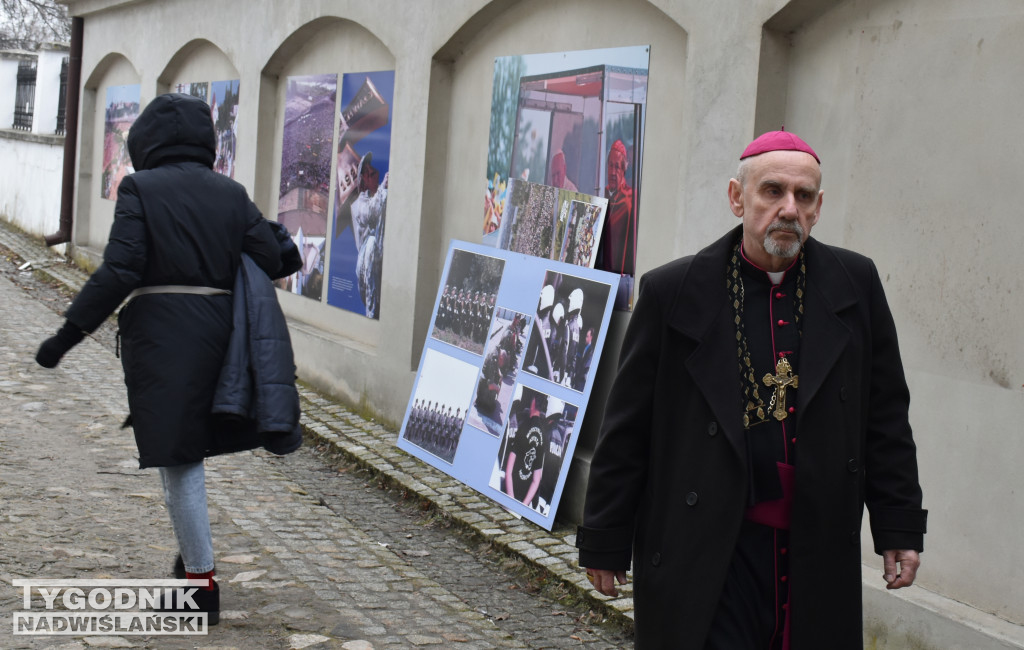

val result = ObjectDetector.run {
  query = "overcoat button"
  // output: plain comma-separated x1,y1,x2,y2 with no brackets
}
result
850,531,859,545
652,552,661,566
840,386,848,401
707,422,718,436
686,492,698,506
847,458,859,473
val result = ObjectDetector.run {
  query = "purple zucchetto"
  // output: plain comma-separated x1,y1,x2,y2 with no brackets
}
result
740,130,820,164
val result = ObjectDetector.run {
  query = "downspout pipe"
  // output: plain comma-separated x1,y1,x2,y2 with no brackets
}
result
45,15,83,247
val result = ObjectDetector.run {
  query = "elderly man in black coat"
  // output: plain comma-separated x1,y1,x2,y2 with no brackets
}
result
36,93,300,623
577,131,926,649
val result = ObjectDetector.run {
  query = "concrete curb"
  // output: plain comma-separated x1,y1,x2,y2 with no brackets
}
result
0,219,636,633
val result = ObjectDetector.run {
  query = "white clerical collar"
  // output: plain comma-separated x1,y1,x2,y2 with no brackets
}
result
739,242,796,286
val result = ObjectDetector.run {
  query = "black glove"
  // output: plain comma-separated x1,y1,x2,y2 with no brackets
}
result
35,321,86,368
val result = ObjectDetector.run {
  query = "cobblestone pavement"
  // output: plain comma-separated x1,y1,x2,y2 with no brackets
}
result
0,220,633,650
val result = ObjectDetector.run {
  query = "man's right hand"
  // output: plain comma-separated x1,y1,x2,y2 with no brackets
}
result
586,568,629,597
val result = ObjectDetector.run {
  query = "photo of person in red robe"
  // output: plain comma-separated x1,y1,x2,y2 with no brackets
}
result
600,139,635,277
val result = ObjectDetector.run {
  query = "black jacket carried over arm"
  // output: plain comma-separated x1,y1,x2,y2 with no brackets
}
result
64,93,293,467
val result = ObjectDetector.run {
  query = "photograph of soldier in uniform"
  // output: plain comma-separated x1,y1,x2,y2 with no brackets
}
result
523,270,612,388
489,385,560,511
466,308,532,437
400,349,476,464
430,249,504,355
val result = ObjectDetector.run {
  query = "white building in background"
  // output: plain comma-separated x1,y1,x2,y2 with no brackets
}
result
2,1,1023,647
0,43,69,239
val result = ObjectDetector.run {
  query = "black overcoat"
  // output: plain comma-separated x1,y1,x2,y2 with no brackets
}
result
577,226,926,648
65,93,285,468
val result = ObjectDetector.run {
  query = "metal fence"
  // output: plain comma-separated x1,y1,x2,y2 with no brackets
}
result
55,57,68,135
13,60,36,131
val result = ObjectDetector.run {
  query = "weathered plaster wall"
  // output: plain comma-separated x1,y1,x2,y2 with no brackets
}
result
765,0,1024,624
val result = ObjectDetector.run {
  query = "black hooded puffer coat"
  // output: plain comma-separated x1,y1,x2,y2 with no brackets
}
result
65,93,288,468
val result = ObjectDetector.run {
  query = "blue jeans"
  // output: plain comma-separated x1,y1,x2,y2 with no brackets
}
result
158,461,215,574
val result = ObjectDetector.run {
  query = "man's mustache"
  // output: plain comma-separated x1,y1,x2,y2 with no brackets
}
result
767,222,804,237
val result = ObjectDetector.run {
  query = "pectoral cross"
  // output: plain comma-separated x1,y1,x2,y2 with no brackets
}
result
763,357,798,421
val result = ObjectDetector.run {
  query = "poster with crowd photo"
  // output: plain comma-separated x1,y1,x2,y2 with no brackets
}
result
275,73,338,301
327,70,395,319
397,240,617,529
174,80,241,178
101,84,140,200
491,180,608,268
483,45,650,309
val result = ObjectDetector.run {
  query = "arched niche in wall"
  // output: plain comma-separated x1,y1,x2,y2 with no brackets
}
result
254,17,395,345
157,39,239,93
77,53,140,258
157,40,242,180
417,0,688,361
421,0,688,523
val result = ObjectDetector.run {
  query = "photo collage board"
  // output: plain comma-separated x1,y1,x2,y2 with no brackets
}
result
397,240,618,529
482,45,650,310
274,70,395,320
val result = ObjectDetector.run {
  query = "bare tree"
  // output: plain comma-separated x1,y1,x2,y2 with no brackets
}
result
1,0,71,50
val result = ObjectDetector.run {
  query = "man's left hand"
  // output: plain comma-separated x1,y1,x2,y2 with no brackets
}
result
882,549,920,590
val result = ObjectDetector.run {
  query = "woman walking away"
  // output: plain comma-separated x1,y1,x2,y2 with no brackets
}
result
35,93,303,624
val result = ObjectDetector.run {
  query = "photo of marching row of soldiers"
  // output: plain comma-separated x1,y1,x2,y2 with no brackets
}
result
400,349,479,464
523,271,611,391
430,249,504,356
403,400,465,464
466,308,532,437
489,385,578,516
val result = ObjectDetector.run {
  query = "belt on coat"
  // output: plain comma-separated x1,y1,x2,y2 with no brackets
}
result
116,285,233,361
125,285,231,304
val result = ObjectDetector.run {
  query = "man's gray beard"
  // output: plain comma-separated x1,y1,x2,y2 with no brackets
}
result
764,222,805,259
